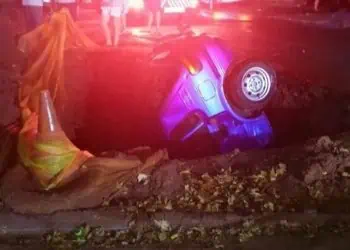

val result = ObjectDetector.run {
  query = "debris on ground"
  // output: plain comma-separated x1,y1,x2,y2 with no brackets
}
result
2,131,350,216
4,214,350,249
2,5,350,250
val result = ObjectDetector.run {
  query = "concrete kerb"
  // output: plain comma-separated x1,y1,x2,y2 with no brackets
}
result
0,207,247,237
0,208,129,236
2,205,350,238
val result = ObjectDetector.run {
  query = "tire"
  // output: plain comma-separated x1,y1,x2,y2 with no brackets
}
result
224,61,277,118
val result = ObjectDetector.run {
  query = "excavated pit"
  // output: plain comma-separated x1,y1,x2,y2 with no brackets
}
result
70,21,350,158
68,50,350,159
1,6,350,160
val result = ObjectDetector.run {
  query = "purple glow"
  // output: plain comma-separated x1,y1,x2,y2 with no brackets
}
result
159,36,273,152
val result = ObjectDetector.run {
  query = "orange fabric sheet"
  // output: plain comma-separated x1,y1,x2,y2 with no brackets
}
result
17,9,99,190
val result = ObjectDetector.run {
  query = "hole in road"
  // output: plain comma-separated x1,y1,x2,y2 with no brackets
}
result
72,52,350,159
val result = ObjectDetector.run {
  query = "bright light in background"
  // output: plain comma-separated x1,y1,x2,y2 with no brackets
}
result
189,0,199,8
191,28,201,36
129,0,144,10
238,14,252,22
212,12,252,21
212,12,228,21
131,28,147,37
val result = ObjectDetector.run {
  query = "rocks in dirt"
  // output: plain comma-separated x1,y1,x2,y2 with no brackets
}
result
146,160,184,198
3,129,350,215
304,136,350,185
114,152,183,201
299,135,350,205
312,136,336,153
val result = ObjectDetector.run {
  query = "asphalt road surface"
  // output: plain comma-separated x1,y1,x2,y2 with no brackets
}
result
77,8,350,91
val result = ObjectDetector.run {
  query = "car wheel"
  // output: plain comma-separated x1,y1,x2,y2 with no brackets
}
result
225,62,277,118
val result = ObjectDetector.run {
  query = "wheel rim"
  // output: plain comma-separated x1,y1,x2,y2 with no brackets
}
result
241,66,272,102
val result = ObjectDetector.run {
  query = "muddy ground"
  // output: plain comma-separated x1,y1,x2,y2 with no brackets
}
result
2,4,350,250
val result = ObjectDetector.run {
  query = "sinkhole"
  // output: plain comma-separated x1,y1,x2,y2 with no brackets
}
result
70,50,350,159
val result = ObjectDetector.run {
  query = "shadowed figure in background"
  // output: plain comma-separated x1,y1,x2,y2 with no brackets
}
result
121,0,129,32
22,0,44,32
54,0,79,21
177,6,192,33
314,0,349,11
145,0,163,34
100,0,124,46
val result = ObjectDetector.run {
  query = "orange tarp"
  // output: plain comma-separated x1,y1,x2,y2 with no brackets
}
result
17,9,99,190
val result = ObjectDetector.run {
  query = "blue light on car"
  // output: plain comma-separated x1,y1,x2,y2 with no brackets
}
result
191,61,225,116
180,86,194,109
159,36,274,153
197,79,216,101
243,119,273,146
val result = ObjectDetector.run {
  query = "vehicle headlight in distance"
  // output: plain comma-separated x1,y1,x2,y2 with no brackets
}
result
212,11,252,21
212,12,227,21
189,0,199,8
237,14,252,22
129,0,144,10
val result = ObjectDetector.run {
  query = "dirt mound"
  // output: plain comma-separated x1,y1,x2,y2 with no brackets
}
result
2,132,350,215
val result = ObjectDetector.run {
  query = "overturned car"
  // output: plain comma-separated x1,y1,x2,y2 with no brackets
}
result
150,32,277,153
81,31,277,155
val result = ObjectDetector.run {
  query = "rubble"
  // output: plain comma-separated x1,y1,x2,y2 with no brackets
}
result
3,129,350,216
2,5,350,250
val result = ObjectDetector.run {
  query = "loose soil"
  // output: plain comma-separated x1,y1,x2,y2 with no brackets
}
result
2,5,350,250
